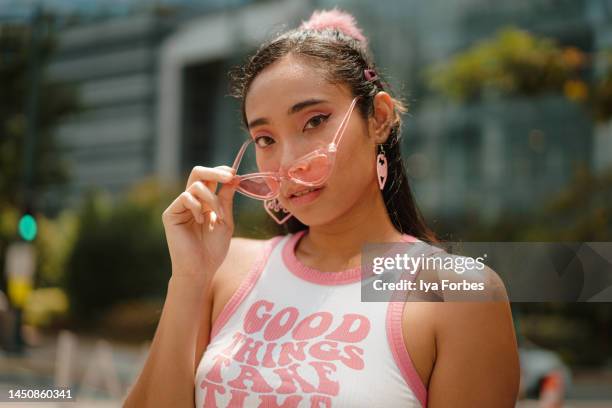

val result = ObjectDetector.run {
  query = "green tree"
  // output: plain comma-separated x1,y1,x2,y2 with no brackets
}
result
0,18,79,211
64,179,176,324
425,27,587,103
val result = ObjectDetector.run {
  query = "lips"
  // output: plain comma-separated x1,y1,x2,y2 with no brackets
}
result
287,187,323,198
287,186,324,206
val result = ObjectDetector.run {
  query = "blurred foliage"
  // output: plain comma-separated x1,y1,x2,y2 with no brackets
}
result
64,178,178,325
592,51,612,122
425,27,586,103
536,164,612,241
97,299,163,343
0,207,20,288
0,19,80,209
23,287,68,327
438,165,612,366
449,164,612,242
514,302,612,367
234,201,283,240
35,210,79,287
425,26,612,123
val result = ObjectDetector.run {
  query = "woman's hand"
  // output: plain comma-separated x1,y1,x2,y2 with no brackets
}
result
161,165,238,279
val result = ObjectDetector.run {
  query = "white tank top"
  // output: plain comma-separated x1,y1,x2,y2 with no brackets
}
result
195,230,437,408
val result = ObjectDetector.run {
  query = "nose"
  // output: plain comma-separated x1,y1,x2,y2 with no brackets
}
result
278,142,310,174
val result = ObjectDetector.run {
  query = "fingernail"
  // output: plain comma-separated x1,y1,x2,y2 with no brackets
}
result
219,207,225,220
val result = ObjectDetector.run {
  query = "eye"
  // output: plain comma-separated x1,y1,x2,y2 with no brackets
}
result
303,113,331,131
254,135,275,148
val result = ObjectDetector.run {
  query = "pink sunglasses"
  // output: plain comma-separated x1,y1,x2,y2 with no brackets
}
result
231,96,360,200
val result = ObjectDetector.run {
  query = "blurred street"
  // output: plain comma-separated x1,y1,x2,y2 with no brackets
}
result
0,332,146,405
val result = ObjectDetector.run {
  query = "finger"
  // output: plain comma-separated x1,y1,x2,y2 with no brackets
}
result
216,179,237,229
163,191,203,224
208,166,237,192
215,165,236,175
186,166,234,191
188,181,224,220
181,191,206,223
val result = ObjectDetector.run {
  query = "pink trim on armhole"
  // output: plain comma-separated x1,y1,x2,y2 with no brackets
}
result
386,301,428,408
209,236,283,340
386,233,428,407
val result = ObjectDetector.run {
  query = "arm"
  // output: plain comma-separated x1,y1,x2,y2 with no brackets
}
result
123,270,213,408
123,236,253,407
427,270,520,407
194,237,261,370
122,164,237,407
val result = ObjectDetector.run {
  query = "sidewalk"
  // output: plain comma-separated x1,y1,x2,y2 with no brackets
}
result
0,332,147,405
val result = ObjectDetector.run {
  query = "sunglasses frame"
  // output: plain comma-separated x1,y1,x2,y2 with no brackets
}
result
231,96,361,200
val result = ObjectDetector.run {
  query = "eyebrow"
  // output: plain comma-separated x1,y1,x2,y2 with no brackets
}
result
247,98,328,129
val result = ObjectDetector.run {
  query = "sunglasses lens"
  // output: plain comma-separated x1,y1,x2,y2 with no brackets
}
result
288,153,331,185
238,176,279,199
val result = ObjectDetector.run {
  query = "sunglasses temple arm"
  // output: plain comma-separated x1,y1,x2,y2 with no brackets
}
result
331,97,359,149
231,140,252,170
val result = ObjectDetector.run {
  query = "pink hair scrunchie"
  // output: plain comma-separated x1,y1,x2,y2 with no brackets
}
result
299,7,368,47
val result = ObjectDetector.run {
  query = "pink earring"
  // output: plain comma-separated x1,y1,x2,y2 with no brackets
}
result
264,198,293,224
376,144,388,190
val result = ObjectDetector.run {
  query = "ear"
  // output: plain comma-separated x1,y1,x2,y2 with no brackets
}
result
368,92,395,144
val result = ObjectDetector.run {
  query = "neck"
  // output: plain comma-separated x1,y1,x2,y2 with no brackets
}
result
297,183,403,270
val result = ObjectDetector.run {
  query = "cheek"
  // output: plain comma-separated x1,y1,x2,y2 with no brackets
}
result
329,138,376,193
256,152,280,172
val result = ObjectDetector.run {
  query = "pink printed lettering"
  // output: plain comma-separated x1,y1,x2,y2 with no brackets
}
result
227,365,274,393
325,314,370,343
264,307,299,341
310,395,333,408
200,380,225,407
234,337,264,366
205,354,231,383
227,389,249,407
273,363,317,394
244,300,274,334
341,345,365,370
278,341,308,366
257,395,303,408
292,312,333,340
310,361,339,396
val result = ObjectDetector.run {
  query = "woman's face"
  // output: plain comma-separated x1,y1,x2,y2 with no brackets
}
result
244,54,381,226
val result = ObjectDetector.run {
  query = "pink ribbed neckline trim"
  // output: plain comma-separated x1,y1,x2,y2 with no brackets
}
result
281,229,419,286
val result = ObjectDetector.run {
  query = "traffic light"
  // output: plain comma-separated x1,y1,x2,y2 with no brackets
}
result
18,210,37,241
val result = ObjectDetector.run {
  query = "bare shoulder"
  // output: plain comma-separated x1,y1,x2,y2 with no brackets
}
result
423,259,520,406
425,298,520,406
401,249,516,400
210,236,268,327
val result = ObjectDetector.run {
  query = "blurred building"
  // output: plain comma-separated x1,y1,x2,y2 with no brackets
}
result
42,0,308,212
44,12,170,210
38,0,612,221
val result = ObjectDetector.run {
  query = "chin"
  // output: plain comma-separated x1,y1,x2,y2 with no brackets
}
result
288,207,343,228
281,186,348,226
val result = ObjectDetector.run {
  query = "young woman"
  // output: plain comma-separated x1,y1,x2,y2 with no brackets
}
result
125,9,519,408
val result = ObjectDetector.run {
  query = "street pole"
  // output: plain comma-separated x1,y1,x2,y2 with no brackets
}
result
6,2,44,355
22,3,42,209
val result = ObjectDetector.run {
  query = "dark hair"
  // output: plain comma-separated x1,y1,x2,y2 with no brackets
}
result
229,11,438,243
